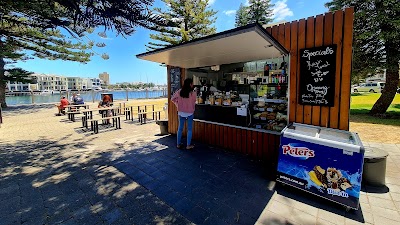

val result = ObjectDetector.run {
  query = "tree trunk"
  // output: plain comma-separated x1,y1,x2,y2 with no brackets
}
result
0,56,7,108
370,44,400,115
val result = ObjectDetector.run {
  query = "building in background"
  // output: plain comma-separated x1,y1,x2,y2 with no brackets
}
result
99,72,110,86
6,73,105,92
6,81,38,92
33,74,68,91
90,78,102,90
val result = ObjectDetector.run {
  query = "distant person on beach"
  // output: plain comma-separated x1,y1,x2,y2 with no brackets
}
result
57,96,69,115
98,94,112,107
73,94,84,105
71,93,77,102
98,94,113,117
171,78,196,150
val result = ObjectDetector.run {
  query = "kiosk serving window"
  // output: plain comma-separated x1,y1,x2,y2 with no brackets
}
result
187,56,289,133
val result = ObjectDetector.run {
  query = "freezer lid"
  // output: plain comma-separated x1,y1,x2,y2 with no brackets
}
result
282,123,363,153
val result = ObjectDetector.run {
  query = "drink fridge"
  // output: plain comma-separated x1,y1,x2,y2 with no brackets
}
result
276,123,364,210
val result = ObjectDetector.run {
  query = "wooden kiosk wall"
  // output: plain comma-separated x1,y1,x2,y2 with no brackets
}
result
167,8,354,164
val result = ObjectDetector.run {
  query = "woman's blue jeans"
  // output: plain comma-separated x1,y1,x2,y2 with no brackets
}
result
177,114,194,146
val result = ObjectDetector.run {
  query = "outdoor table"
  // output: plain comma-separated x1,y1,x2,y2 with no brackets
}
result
81,106,120,128
125,104,156,121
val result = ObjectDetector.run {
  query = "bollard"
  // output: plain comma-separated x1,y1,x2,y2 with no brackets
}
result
31,90,35,104
126,89,129,101
92,90,95,103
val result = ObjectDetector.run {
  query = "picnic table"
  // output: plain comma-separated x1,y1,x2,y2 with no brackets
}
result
123,104,163,124
81,106,120,127
124,104,156,120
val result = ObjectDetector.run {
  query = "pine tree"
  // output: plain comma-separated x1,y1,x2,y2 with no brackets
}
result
235,3,249,27
326,0,400,115
0,0,162,108
146,0,217,50
248,0,274,25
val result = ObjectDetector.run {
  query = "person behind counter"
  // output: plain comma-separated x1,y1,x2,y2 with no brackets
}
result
171,78,196,150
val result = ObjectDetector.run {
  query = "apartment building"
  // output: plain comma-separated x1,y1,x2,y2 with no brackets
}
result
99,72,110,86
6,73,104,92
6,81,39,92
32,74,68,91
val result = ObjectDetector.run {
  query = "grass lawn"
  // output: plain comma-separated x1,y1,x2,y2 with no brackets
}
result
350,93,400,126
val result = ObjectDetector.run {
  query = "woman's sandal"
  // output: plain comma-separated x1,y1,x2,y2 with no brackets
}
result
186,145,195,150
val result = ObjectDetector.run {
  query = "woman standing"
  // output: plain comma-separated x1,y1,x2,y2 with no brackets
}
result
171,78,197,149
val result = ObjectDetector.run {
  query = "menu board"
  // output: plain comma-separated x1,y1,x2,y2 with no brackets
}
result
170,67,181,95
299,45,337,106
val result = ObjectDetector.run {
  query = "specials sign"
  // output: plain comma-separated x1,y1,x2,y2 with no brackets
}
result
299,45,337,106
170,67,181,95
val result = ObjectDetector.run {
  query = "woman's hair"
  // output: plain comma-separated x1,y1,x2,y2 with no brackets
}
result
180,78,193,98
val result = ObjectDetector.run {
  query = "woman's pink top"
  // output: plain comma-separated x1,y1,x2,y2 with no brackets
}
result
171,89,196,114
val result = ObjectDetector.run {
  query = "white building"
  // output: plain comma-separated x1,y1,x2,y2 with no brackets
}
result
32,74,68,91
89,78,102,90
6,81,38,92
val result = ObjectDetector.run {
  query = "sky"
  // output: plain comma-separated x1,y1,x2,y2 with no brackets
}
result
14,0,329,85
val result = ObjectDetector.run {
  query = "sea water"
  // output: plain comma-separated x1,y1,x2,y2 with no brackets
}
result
6,90,165,105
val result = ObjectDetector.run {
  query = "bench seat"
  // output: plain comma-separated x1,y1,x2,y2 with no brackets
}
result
87,115,123,134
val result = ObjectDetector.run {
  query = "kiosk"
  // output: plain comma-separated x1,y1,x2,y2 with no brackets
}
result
137,8,354,170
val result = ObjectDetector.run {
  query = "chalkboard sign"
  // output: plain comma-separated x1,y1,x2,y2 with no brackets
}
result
170,67,181,95
299,45,337,106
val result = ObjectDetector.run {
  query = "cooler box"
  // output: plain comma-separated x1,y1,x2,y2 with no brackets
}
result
276,123,364,210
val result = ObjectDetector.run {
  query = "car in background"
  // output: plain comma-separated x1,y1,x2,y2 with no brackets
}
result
353,82,385,93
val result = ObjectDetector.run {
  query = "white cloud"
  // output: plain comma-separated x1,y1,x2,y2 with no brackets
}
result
223,10,236,16
209,0,216,5
272,0,294,21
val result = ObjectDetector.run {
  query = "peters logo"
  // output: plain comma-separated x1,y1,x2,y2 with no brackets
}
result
282,144,315,159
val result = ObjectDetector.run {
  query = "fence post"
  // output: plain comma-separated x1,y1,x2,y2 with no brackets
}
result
126,89,129,101
31,90,34,104
92,90,95,103
146,89,148,99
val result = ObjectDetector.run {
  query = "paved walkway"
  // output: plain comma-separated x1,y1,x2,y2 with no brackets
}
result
0,104,399,225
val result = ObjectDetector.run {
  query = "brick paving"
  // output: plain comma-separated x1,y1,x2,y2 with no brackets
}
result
0,103,400,225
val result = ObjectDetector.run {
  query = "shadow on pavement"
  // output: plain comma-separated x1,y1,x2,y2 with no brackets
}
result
0,137,191,225
107,136,277,225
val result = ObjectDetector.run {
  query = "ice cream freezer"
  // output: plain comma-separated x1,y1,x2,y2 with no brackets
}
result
276,123,364,210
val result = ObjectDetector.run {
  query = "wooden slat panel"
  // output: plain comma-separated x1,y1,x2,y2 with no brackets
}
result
257,132,263,159
330,10,344,129
236,129,242,153
224,126,229,149
265,27,272,34
247,130,252,156
272,25,279,40
251,131,257,157
289,22,298,123
263,133,271,161
206,124,212,145
278,24,285,45
303,17,315,125
220,125,225,148
227,127,232,150
312,15,324,126
321,12,334,127
339,8,354,131
201,122,206,143
242,130,247,154
231,128,237,152
215,123,220,146
296,19,306,123
210,124,215,146
284,22,291,52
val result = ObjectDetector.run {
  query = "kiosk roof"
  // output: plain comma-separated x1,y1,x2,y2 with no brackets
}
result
136,23,289,68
